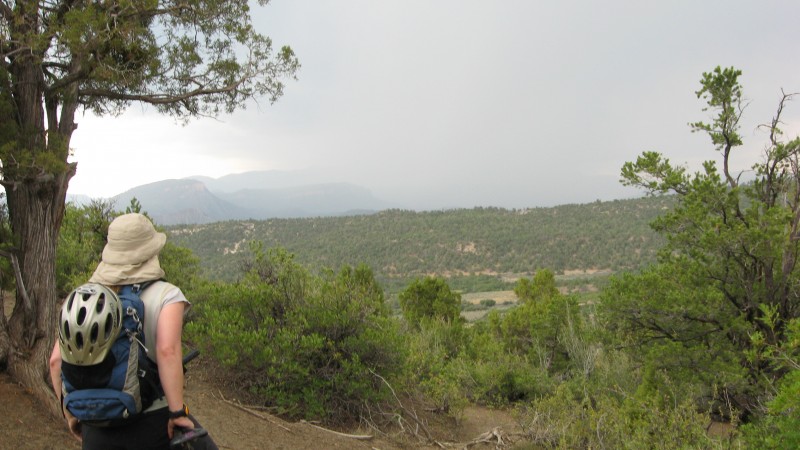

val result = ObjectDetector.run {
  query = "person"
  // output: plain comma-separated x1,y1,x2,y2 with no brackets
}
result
49,213,217,449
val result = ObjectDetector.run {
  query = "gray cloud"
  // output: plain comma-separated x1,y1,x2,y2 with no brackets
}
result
68,0,800,209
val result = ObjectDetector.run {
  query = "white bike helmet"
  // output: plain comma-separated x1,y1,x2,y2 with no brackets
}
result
58,283,122,365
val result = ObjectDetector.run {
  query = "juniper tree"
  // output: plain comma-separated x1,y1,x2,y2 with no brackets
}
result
0,0,298,414
607,67,800,416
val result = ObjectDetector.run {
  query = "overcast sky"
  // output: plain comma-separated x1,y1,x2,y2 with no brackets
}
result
67,0,800,210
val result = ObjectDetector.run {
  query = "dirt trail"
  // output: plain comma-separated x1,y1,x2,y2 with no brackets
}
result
0,365,521,449
2,295,520,449
0,370,399,449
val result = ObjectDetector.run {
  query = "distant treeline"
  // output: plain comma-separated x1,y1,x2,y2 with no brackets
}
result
166,196,673,291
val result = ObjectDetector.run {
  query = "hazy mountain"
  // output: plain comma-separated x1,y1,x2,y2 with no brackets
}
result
66,193,92,206
216,182,393,218
111,172,396,225
113,179,250,225
187,169,325,193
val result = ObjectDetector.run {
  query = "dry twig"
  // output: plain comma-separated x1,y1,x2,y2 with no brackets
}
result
368,368,444,446
299,420,373,441
215,390,293,433
463,427,507,449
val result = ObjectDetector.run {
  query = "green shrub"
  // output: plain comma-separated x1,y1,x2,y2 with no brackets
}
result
460,322,553,405
399,276,461,328
493,291,579,375
187,246,404,423
479,298,496,307
514,369,727,449
402,318,468,416
460,300,492,312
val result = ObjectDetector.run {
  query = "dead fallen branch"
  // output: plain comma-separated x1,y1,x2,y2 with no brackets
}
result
368,369,447,448
299,420,373,441
215,390,293,433
463,427,507,449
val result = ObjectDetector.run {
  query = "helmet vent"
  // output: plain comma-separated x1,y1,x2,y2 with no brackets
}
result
104,315,114,338
76,306,87,326
96,294,106,312
75,332,84,350
90,322,100,343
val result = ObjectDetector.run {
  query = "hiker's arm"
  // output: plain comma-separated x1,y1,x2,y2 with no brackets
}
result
156,301,193,435
48,340,62,398
49,340,82,441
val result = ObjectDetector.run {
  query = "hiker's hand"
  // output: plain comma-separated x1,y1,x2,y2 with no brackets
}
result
168,416,194,438
66,416,82,442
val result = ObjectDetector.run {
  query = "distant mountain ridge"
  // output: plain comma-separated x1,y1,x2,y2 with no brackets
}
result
109,171,396,225
186,170,325,193
166,196,674,285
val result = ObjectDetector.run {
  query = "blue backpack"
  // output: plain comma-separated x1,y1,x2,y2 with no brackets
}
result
61,283,162,425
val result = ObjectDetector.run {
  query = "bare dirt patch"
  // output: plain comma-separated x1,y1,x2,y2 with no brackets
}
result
0,358,523,449
0,372,80,450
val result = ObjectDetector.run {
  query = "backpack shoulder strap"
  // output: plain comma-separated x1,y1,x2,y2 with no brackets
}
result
121,279,162,295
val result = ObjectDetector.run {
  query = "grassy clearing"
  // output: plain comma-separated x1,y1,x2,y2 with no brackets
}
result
460,290,517,321
461,290,518,305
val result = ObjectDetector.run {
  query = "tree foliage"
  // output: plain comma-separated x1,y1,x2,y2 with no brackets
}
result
56,199,115,295
741,317,800,448
398,276,462,328
514,269,560,304
0,0,298,408
608,66,800,415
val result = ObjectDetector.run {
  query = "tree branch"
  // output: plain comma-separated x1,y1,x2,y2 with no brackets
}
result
0,249,32,312
78,77,248,105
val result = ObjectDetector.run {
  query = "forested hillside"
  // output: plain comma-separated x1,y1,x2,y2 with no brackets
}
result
166,195,672,286
37,67,800,449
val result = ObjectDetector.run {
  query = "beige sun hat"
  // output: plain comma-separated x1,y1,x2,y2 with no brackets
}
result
89,213,167,285
101,213,166,265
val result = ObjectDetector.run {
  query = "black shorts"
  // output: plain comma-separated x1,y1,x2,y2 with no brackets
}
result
81,408,217,450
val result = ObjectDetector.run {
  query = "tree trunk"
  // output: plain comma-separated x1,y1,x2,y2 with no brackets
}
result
1,167,74,417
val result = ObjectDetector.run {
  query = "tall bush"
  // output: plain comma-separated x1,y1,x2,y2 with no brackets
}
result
496,271,580,374
398,276,461,328
187,245,405,423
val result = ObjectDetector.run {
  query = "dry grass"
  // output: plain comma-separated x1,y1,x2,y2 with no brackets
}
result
461,290,517,305
460,291,518,322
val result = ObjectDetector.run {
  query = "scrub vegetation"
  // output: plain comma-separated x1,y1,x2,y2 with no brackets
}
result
11,67,800,448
